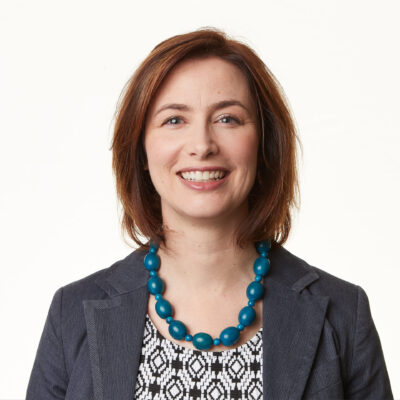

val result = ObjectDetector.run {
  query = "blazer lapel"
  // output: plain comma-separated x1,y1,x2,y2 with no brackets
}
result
83,249,150,400
263,246,330,399
262,277,329,399
83,245,329,400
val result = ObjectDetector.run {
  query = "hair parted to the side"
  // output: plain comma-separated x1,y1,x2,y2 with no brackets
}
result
110,27,301,251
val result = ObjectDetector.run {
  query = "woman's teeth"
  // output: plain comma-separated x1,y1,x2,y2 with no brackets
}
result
180,170,226,182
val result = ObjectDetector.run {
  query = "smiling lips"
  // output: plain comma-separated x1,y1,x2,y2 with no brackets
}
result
177,170,229,190
180,170,227,182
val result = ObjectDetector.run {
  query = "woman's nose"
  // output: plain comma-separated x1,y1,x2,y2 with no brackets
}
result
186,122,219,159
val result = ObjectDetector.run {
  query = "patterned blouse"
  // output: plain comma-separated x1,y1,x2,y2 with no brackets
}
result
134,314,263,399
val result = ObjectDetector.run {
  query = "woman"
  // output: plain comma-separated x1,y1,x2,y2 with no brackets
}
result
26,28,393,399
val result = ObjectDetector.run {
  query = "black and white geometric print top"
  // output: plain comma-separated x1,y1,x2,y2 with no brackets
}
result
134,314,263,399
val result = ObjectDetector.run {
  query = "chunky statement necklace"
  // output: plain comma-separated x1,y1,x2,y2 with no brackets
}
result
144,239,271,351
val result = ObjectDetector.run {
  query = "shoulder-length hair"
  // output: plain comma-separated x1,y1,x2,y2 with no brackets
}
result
111,27,300,251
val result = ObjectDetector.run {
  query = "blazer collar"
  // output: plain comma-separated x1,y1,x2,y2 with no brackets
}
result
83,245,329,400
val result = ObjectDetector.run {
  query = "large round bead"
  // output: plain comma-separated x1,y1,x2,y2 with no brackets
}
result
256,240,271,254
220,326,240,346
155,298,172,319
238,306,256,326
144,252,160,271
169,320,187,340
147,276,164,295
253,257,271,276
192,333,213,350
247,281,264,301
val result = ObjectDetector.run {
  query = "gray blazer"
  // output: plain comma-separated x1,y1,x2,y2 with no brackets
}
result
26,245,393,399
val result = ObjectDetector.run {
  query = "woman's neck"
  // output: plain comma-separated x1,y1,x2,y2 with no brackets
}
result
156,215,258,298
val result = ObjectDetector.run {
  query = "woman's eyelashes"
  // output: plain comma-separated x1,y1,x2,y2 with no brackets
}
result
164,116,183,125
162,114,242,127
219,115,241,124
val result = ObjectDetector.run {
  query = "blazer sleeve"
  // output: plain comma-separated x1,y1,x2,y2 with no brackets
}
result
26,287,68,399
344,285,393,399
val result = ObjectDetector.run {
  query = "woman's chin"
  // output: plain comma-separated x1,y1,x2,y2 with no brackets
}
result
181,209,229,221
173,203,247,224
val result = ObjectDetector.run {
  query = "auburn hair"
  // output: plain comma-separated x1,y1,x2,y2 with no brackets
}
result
111,27,301,251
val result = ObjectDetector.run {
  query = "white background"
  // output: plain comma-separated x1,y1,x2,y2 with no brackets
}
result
1,0,399,398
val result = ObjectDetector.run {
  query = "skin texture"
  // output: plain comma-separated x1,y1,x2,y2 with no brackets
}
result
144,56,263,351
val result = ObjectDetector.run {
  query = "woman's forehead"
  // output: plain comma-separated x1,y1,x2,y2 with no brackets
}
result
148,56,255,116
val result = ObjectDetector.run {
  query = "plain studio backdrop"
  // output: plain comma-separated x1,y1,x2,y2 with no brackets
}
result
1,0,399,398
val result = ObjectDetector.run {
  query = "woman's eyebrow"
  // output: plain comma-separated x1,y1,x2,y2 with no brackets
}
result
153,99,249,117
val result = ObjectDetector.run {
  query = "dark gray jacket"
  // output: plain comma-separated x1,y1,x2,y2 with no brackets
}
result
26,245,393,399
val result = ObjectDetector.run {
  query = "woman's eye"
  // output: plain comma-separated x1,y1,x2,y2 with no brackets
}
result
164,116,183,125
219,115,240,124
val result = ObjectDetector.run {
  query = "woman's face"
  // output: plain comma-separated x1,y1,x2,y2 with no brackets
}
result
144,56,259,224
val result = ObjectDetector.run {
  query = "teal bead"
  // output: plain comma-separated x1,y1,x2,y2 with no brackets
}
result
150,242,159,252
220,326,240,346
255,275,262,282
169,320,187,340
147,276,164,295
239,306,256,326
256,240,271,254
237,324,244,331
144,252,160,271
149,270,157,277
193,333,213,350
155,294,162,301
166,316,173,323
247,281,264,301
253,256,270,276
185,334,193,341
248,300,255,306
213,338,221,346
156,298,172,319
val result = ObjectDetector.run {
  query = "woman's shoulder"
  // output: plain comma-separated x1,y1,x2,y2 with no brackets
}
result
268,245,369,332
59,247,148,303
269,244,360,297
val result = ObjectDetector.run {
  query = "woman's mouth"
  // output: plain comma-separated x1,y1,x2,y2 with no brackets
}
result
179,170,227,182
177,170,230,190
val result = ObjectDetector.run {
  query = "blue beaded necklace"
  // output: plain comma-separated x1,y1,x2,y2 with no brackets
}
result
144,239,271,351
